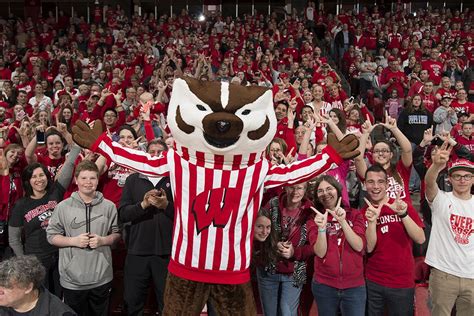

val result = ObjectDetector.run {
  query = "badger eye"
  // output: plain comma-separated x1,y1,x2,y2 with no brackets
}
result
196,104,207,111
242,109,251,115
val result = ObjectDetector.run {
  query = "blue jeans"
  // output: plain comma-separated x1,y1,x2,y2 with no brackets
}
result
256,267,302,316
366,280,414,316
311,280,366,316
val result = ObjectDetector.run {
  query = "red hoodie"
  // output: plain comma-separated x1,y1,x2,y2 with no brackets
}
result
309,208,366,289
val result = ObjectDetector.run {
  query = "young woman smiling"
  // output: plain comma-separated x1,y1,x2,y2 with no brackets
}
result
310,175,366,316
8,145,80,296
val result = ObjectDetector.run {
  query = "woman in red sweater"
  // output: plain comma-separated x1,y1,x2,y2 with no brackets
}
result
310,175,366,316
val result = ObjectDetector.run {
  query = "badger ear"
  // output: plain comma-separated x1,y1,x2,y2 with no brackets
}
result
173,77,190,90
181,76,199,86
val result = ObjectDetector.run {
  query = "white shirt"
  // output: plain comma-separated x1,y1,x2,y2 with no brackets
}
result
28,95,53,112
426,191,474,278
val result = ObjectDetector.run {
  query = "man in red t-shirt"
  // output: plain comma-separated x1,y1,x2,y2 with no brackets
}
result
451,89,474,117
407,69,430,99
380,57,408,98
420,81,438,113
421,49,444,86
362,165,425,315
455,121,474,155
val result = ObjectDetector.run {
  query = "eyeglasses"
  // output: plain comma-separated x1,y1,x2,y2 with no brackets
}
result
450,174,473,181
373,149,391,155
316,187,336,195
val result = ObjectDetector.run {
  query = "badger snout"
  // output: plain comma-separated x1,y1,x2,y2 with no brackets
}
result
202,113,243,148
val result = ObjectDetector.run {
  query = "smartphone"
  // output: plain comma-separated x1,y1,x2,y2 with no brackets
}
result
36,130,45,145
16,110,25,121
431,136,444,147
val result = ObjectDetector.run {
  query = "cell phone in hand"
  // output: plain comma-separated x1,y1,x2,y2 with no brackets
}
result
431,136,444,147
16,110,26,121
36,130,45,144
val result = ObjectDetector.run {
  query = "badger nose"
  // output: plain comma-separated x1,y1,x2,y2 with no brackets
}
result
216,120,231,133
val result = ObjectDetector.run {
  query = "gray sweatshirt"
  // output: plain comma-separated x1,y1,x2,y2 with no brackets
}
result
433,106,458,134
46,191,120,290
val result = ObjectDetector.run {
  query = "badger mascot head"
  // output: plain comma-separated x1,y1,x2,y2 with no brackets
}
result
168,77,277,156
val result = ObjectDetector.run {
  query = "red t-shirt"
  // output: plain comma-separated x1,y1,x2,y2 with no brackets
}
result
455,135,474,155
361,201,424,288
98,164,135,207
421,93,437,113
36,154,65,178
421,60,443,85
380,69,407,98
435,87,456,99
451,100,474,115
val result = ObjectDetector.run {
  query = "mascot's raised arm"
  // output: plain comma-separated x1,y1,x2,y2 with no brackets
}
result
72,77,359,315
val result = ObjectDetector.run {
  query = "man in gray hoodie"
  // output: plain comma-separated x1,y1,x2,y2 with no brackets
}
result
46,160,121,316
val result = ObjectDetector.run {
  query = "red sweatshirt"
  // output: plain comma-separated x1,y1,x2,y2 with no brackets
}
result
310,208,366,289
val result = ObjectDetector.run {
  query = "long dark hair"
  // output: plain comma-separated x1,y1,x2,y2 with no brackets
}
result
22,163,53,197
253,208,278,266
57,105,74,131
117,124,138,140
329,108,347,134
312,175,345,212
406,94,427,114
373,140,403,186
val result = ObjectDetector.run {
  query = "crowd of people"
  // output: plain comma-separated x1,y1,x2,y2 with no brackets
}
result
0,1,473,315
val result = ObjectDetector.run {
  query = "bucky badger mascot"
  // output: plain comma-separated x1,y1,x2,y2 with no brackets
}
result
72,77,359,315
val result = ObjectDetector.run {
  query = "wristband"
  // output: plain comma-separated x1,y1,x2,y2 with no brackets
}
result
318,228,327,233
399,211,408,219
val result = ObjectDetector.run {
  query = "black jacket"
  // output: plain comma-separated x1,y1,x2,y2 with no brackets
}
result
397,108,434,145
0,287,76,316
334,30,355,48
118,173,174,256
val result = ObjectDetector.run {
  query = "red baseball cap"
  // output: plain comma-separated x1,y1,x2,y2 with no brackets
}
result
448,159,474,174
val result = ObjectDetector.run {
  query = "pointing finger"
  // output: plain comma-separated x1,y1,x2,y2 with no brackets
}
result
287,147,295,157
364,197,374,209
310,207,323,216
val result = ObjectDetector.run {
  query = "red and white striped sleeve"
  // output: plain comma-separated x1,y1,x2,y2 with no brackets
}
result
264,145,343,188
91,133,170,177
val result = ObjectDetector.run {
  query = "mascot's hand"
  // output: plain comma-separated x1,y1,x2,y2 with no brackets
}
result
327,133,360,160
72,120,103,149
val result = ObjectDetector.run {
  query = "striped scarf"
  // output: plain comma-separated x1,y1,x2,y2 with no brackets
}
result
266,197,308,288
